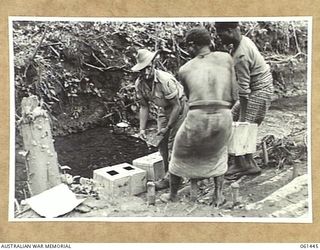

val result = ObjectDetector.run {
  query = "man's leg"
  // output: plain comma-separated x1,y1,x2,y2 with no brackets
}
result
225,154,261,180
225,155,248,175
156,135,170,190
212,175,225,208
158,133,169,173
155,111,170,190
190,179,198,202
244,153,261,174
155,103,187,190
160,173,181,202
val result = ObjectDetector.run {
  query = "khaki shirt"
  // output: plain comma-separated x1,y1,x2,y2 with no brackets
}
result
135,69,184,108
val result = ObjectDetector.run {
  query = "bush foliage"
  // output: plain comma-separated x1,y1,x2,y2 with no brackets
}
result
13,20,308,134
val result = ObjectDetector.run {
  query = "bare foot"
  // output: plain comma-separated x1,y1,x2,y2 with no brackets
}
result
160,193,179,203
212,195,226,208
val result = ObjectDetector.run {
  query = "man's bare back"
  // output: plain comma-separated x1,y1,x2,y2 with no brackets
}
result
160,27,237,206
179,51,237,106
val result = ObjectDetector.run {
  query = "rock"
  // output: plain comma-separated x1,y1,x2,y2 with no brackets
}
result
74,204,92,213
82,197,110,209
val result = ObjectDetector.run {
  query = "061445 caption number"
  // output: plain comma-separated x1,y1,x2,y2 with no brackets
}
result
300,244,319,248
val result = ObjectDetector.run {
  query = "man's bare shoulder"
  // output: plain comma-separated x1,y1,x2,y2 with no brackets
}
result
179,58,195,75
210,51,233,61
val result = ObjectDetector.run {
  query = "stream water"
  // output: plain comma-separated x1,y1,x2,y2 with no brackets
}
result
54,127,156,178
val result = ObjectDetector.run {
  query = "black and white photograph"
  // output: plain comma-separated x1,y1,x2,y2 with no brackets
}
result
9,17,312,222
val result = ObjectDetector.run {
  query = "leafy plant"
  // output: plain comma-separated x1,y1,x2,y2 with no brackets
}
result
13,20,308,134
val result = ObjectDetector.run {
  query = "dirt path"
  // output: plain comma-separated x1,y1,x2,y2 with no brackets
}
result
16,95,309,219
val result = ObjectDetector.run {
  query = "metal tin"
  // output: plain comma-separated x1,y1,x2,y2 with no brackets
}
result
147,181,156,205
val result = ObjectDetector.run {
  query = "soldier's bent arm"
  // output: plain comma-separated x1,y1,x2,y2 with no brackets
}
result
166,95,181,130
139,97,149,131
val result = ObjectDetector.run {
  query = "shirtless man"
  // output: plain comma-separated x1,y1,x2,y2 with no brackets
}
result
160,28,238,206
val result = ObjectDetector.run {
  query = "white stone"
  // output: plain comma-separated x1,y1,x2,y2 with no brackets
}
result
132,152,165,181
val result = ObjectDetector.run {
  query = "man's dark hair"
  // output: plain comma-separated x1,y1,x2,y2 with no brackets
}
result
214,22,239,32
185,27,211,46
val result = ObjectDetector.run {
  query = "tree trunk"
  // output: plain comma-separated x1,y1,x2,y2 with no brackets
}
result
19,95,61,196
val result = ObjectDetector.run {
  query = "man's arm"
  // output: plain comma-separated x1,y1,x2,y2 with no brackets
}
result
158,95,181,135
178,69,189,99
234,56,251,99
229,57,239,106
135,77,149,139
157,74,183,135
139,98,149,139
234,56,251,121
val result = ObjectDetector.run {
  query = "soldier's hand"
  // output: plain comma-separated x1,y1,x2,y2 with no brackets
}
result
139,129,147,140
157,127,169,136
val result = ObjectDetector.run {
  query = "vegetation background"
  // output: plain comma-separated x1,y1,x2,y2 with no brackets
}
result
13,20,308,135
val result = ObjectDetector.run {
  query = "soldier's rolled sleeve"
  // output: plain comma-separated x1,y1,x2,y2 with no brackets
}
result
162,79,179,100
